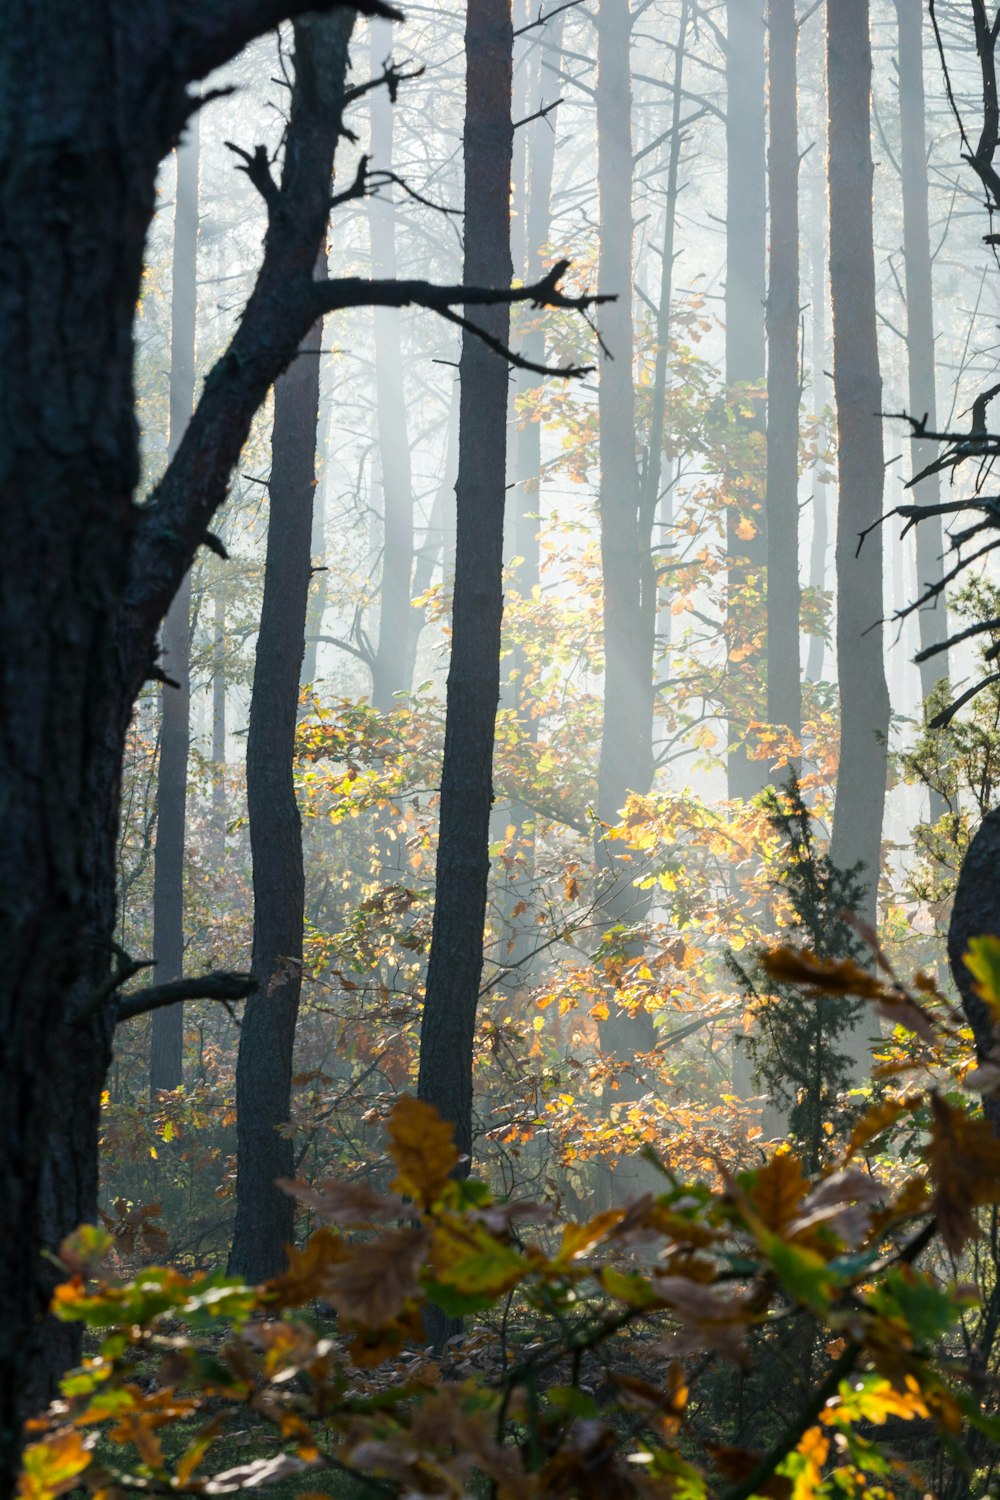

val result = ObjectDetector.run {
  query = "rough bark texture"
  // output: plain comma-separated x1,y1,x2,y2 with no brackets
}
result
229,301,323,1281
0,5,361,1477
948,808,1000,1135
151,115,200,1095
895,0,949,812
827,1,890,938
725,0,768,801
417,0,514,1165
370,14,416,712
764,0,801,750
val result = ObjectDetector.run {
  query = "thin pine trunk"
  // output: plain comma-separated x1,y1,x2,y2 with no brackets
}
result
764,0,801,753
725,0,768,801
150,115,200,1095
370,13,416,711
827,0,890,948
417,0,514,1164
895,0,949,822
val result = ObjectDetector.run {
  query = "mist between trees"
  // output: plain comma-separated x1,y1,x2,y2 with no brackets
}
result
9,0,1000,1495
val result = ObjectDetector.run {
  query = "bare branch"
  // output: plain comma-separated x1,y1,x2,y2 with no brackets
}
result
929,672,1000,730
116,971,256,1024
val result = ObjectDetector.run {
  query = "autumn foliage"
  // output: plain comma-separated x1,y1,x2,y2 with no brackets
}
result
22,948,1000,1500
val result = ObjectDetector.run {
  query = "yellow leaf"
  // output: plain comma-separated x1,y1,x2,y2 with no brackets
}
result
387,1095,459,1207
557,1209,626,1263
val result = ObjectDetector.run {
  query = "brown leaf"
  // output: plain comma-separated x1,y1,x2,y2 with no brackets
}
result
708,1445,792,1500
276,1177,405,1225
926,1093,1000,1253
267,1228,349,1307
761,947,884,999
323,1227,428,1326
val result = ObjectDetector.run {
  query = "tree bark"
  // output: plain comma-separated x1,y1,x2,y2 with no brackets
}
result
648,0,690,689
151,113,200,1096
211,586,228,863
229,299,323,1281
895,0,949,817
826,0,890,938
0,7,359,1473
417,0,514,1166
501,8,565,991
370,14,416,712
805,169,830,686
725,0,768,801
764,0,801,752
594,0,659,1114
948,808,1000,1135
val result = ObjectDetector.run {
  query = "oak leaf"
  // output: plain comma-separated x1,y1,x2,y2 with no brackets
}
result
323,1227,428,1326
387,1095,459,1207
276,1177,404,1225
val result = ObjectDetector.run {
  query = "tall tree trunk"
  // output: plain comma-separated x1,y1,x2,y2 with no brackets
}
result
229,307,323,1282
211,586,227,863
302,477,327,687
417,0,514,1163
806,170,830,686
502,8,565,991
0,20,165,1466
594,0,658,1087
151,113,200,1096
0,7,363,1480
648,0,690,676
827,0,890,940
764,0,801,752
369,13,416,712
895,0,949,818
725,0,768,801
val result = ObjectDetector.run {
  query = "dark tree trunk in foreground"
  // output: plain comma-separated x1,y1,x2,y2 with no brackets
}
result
895,0,949,814
0,0,592,1470
151,113,200,1096
417,0,514,1164
948,808,1000,1135
827,0,890,945
0,9,362,1474
725,0,768,800
229,303,323,1282
764,0,801,752
370,13,415,712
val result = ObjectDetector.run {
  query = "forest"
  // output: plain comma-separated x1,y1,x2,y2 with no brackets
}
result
8,0,1000,1495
